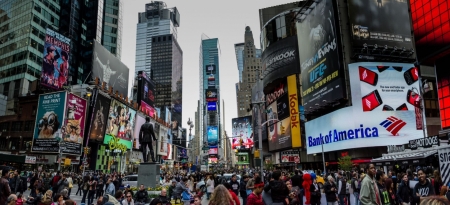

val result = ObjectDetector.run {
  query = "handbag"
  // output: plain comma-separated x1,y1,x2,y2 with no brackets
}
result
182,190,190,201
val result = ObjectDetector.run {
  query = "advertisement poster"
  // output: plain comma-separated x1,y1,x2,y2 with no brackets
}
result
157,126,169,156
268,109,292,151
252,81,267,142
297,0,343,108
439,147,450,186
60,93,86,155
92,41,129,96
88,92,110,142
287,75,302,148
347,0,414,58
231,116,254,149
137,71,155,108
207,102,216,111
306,62,424,154
133,113,146,149
208,74,216,87
206,65,216,74
40,28,70,90
281,151,300,163
207,126,218,145
106,99,136,141
32,91,67,153
205,89,218,102
261,36,300,87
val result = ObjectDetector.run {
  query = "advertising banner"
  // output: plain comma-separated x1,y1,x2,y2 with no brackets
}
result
252,81,267,142
205,89,218,102
439,147,450,186
60,93,86,155
436,62,450,130
133,113,145,150
92,41,129,96
163,143,172,160
306,62,424,154
205,65,216,75
40,28,70,90
104,134,132,150
137,71,155,108
32,91,67,153
232,116,254,149
208,74,216,87
88,92,110,142
280,151,300,163
347,0,414,57
287,75,301,148
409,136,439,150
207,102,216,111
157,126,169,156
297,0,343,108
268,103,292,151
207,126,218,146
261,36,300,87
105,99,136,141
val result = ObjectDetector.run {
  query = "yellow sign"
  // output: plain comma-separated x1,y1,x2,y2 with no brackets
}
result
254,150,260,158
64,158,71,166
108,135,128,153
288,75,302,148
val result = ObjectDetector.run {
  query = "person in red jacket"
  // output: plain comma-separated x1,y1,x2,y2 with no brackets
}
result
224,183,240,205
247,176,264,205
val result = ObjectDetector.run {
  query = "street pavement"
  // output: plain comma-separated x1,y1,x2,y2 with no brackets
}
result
22,185,357,205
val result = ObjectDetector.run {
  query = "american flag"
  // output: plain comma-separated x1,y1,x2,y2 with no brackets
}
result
379,116,407,136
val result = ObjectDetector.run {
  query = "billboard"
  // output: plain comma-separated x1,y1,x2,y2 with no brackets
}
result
348,0,414,58
287,75,301,148
40,28,70,90
60,93,86,155
32,91,67,153
105,99,136,141
88,92,110,142
205,89,218,102
306,62,424,154
261,36,300,87
207,102,216,111
436,61,450,129
141,101,155,118
232,116,254,149
297,0,344,108
267,100,292,151
137,71,155,108
207,126,218,145
252,81,267,142
280,151,300,163
208,74,216,87
133,113,145,150
92,41,129,96
157,126,169,156
205,65,216,74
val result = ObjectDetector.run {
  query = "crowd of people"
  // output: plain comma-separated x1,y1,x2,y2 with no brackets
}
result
1,164,450,205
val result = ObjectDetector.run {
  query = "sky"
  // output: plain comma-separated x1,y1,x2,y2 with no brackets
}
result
121,0,295,139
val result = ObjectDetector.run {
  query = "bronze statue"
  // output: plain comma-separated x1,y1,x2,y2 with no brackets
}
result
139,116,157,162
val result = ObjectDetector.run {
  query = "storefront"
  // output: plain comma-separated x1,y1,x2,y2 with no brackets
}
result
96,134,131,173
235,152,250,169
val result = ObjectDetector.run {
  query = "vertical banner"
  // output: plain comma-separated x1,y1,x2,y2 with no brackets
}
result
439,147,450,186
287,75,301,148
88,92,110,142
61,93,86,155
40,28,70,90
207,126,218,146
32,91,67,153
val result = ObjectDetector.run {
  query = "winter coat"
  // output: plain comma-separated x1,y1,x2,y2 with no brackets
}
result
359,175,381,205
324,181,337,202
134,189,149,203
263,180,289,203
56,179,69,194
396,180,410,203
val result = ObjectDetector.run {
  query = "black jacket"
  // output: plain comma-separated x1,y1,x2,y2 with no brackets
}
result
230,180,239,195
134,189,149,203
291,174,302,188
264,180,289,203
310,183,321,204
27,193,42,205
324,181,337,202
239,179,247,195
139,122,156,142
396,180,410,203
413,179,435,201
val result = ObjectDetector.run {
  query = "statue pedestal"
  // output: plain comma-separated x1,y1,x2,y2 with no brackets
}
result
137,163,161,188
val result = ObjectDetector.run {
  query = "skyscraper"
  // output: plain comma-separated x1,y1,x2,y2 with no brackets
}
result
235,26,262,117
134,1,182,128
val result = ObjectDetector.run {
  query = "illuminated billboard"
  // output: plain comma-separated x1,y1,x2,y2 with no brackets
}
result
207,102,216,111
306,62,424,154
205,89,218,102
231,116,253,150
40,28,70,90
436,60,450,129
105,99,136,141
207,126,218,145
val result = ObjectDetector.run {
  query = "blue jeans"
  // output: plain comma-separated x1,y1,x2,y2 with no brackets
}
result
206,192,211,200
354,192,360,205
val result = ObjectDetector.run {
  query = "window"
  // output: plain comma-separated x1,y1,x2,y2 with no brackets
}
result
24,121,34,131
0,122,9,132
11,122,22,131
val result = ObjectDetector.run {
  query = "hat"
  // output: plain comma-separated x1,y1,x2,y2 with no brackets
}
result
126,184,130,188
172,179,177,183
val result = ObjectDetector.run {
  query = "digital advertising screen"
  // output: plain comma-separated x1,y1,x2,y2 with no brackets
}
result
297,0,344,109
92,41,129,96
32,91,67,153
88,92,110,142
205,89,218,102
60,93,86,155
208,74,216,87
105,99,136,141
306,62,424,154
347,0,414,58
207,126,218,145
207,102,217,111
436,60,450,130
40,28,70,90
267,100,292,151
137,71,155,108
231,116,254,149
205,65,216,74
280,151,300,163
140,101,155,118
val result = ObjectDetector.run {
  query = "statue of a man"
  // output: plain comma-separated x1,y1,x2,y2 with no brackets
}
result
139,116,157,162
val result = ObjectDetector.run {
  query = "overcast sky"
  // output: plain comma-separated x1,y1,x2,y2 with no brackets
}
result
121,0,295,138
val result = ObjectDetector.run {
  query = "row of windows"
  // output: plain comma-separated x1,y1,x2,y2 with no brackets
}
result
34,3,59,26
0,37,28,57
104,7,119,16
105,0,119,7
104,16,118,25
103,25,118,34
0,121,34,132
0,62,40,80
0,14,31,42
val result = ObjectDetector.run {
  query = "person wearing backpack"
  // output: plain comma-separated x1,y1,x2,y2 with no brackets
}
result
351,172,360,205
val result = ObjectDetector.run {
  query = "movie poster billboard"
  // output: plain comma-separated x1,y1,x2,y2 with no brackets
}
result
261,36,300,87
297,0,344,108
40,28,70,90
60,93,86,155
137,71,155,108
105,99,136,141
207,126,218,146
347,0,414,59
133,113,145,149
232,116,254,150
92,41,129,96
306,63,424,154
157,126,168,156
267,100,292,151
88,92,110,142
32,91,67,153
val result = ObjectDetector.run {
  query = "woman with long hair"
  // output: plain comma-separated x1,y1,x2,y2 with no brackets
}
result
208,185,232,205
385,177,397,205
41,190,53,205
434,170,444,195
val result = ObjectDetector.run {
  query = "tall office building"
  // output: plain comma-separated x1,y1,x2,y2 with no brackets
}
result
235,26,262,117
199,36,221,164
0,0,124,114
134,1,182,127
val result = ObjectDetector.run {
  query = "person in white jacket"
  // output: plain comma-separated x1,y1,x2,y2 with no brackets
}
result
105,179,116,196
206,175,214,200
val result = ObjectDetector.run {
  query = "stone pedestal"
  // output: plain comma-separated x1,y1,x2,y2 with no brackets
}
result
138,162,161,188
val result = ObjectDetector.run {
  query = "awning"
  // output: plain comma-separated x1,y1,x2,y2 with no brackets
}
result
371,149,437,163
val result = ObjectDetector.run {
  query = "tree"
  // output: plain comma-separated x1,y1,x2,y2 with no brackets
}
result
338,155,352,171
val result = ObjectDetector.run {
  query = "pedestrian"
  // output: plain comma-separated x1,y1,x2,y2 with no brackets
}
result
88,176,97,205
97,178,105,199
60,189,69,200
223,183,240,205
264,170,289,205
385,177,396,205
433,170,443,195
396,173,411,205
134,184,148,205
311,178,321,205
67,175,73,197
325,175,338,205
376,170,393,205
239,175,249,205
81,176,90,204
247,176,264,205
50,172,61,197
338,172,347,205
53,193,65,205
208,185,232,205
41,190,53,205
413,169,435,203
206,175,214,200
105,178,115,197
352,172,360,205
168,180,176,201
16,193,24,205
0,168,12,205
56,174,69,195
191,195,201,205
360,164,381,205
229,174,239,196
6,194,17,205
124,192,135,205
